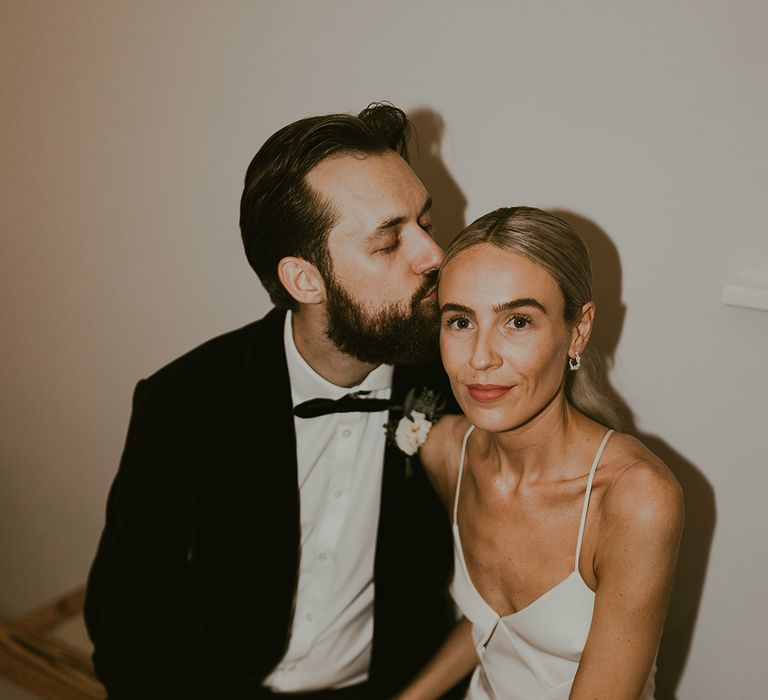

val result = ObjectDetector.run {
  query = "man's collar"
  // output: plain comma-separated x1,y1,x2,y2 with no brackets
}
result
284,311,394,405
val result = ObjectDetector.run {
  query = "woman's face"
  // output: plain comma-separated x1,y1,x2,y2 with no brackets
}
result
439,243,588,433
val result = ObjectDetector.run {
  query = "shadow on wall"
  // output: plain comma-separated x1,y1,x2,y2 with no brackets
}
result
555,210,717,700
407,107,467,247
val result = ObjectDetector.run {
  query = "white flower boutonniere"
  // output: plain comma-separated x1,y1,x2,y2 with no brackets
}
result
394,410,432,456
386,387,445,478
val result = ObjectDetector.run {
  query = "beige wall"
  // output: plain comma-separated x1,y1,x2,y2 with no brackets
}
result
1,2,766,698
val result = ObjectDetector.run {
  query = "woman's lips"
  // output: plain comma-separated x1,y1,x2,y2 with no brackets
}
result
465,384,513,402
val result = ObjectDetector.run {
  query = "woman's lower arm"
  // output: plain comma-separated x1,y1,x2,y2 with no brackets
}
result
395,617,476,700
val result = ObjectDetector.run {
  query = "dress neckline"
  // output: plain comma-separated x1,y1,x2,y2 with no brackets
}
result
452,426,614,622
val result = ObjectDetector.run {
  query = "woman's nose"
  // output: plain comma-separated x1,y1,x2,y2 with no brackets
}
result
469,330,502,372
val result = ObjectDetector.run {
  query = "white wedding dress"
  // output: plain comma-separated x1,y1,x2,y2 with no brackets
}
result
450,427,656,699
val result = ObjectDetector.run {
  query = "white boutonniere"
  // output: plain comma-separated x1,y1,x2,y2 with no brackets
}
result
386,387,445,478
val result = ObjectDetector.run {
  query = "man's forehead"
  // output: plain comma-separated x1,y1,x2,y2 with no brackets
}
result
305,150,427,212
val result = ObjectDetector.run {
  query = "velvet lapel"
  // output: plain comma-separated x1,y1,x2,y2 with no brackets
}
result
373,363,418,582
240,308,300,601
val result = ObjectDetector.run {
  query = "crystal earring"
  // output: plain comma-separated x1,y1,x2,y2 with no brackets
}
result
568,352,581,371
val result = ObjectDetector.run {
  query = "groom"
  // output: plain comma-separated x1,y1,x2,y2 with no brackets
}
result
84,103,461,699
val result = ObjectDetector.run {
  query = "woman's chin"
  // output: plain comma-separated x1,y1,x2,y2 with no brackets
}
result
461,407,522,434
462,401,558,435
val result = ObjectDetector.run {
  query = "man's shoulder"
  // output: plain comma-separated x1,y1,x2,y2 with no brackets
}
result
142,308,285,393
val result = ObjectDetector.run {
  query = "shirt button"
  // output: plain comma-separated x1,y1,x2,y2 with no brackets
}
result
306,612,314,621
319,552,328,561
334,489,343,499
342,429,352,437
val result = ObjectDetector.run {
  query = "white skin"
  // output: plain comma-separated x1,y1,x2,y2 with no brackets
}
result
276,151,442,387
397,243,683,700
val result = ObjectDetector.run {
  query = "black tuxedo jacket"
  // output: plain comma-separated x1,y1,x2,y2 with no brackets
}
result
85,308,459,699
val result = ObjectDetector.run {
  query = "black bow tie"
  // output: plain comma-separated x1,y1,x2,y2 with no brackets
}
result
293,391,393,419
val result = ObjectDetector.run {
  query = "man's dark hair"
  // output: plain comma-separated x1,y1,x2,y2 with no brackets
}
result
239,102,411,310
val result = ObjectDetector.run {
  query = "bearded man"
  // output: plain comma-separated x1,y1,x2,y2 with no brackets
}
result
84,103,462,700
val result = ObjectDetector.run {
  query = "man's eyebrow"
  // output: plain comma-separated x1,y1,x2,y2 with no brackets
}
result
493,298,547,314
369,196,433,238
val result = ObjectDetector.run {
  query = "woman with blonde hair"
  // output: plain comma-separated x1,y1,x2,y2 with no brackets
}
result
399,207,683,699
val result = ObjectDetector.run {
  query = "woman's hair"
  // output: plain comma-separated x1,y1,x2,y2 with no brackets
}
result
441,206,621,430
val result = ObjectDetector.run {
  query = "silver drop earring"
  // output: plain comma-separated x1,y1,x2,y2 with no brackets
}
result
568,352,581,371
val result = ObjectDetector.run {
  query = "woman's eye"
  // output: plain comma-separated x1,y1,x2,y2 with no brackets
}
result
509,315,532,329
446,315,472,330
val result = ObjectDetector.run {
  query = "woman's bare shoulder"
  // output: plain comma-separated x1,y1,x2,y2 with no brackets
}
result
422,414,472,468
421,414,472,503
600,431,684,537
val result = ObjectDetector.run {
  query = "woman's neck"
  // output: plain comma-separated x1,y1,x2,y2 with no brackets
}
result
482,393,586,485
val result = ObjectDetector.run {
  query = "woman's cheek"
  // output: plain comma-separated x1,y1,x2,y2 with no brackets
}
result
439,335,465,373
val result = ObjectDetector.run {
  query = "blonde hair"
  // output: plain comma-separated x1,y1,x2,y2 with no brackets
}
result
442,206,621,430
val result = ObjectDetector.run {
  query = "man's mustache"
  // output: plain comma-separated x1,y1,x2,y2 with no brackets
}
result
412,271,439,305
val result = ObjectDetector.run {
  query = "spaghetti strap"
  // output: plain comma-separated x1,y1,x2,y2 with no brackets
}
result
574,430,614,570
452,425,475,525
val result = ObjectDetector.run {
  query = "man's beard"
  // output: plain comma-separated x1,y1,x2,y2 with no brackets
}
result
324,271,440,366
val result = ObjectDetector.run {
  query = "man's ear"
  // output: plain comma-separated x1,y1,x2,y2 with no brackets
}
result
277,256,326,305
569,301,596,356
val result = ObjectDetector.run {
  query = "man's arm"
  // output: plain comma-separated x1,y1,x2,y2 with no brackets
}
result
84,379,204,698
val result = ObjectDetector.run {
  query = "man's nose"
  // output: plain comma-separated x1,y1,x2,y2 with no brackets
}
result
411,229,444,275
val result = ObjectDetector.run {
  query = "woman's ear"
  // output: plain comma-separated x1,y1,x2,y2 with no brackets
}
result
277,256,326,306
569,301,596,356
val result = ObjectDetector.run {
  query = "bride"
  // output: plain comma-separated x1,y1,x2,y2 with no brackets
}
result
398,207,683,700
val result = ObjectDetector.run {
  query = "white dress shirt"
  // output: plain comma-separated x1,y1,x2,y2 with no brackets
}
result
262,312,393,692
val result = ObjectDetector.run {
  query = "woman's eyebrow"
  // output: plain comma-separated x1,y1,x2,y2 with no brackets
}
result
493,298,547,314
440,302,473,315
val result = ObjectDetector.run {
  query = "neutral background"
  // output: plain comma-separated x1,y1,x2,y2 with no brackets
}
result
1,2,766,698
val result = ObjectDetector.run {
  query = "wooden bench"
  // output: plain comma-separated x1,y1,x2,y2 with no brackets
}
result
0,587,105,699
